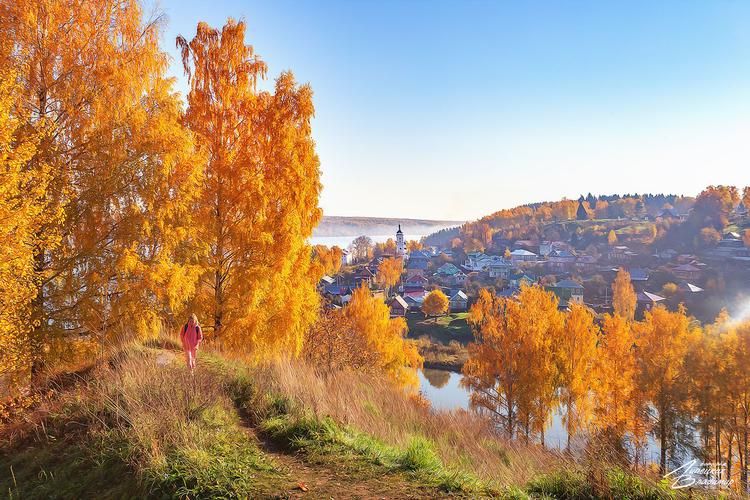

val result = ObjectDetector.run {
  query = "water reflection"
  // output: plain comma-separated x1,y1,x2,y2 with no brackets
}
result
418,369,676,462
418,368,574,450
421,368,450,388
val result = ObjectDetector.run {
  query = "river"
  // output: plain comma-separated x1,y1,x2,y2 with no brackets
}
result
418,368,669,459
418,368,570,450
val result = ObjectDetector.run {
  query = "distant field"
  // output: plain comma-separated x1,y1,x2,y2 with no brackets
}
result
313,215,463,237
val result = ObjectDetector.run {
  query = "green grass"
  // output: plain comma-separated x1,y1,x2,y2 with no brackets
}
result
259,412,487,494
526,469,677,500
407,312,472,344
1,345,287,499
1,438,141,499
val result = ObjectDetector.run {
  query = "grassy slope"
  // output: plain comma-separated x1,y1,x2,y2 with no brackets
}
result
408,313,471,370
1,339,683,499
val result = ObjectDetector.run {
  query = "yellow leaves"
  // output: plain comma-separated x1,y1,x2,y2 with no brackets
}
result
178,19,321,359
376,257,403,291
464,285,564,440
612,268,636,322
324,285,424,389
422,289,449,319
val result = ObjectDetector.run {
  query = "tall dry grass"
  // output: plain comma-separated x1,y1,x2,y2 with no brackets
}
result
248,359,570,488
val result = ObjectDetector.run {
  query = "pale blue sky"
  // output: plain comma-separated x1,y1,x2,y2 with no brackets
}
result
154,0,750,220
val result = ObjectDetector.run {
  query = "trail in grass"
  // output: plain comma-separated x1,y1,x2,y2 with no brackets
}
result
244,426,441,499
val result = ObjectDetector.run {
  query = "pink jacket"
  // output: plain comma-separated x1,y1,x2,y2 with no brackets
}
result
181,322,203,349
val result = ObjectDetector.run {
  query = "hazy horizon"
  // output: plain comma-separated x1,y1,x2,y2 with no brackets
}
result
157,0,750,220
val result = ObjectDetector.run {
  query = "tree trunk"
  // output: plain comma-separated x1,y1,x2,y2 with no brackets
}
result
660,412,667,475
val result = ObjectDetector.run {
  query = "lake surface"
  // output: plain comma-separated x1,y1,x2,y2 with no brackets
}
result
418,368,569,449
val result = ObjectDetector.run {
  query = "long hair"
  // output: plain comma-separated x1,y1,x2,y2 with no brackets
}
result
188,313,199,327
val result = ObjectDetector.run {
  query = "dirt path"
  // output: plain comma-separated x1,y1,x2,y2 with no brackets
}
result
243,426,447,499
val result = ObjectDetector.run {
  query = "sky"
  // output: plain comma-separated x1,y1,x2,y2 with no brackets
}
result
153,0,750,221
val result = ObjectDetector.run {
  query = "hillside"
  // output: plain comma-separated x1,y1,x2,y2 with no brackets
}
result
313,215,462,237
0,337,677,499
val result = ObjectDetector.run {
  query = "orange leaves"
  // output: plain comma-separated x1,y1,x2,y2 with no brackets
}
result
612,268,636,322
329,285,423,389
178,19,321,358
376,257,403,293
422,289,449,319
463,285,563,440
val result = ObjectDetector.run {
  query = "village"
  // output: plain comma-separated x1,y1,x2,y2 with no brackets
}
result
319,199,750,338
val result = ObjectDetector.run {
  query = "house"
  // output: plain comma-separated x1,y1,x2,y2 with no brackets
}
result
678,282,704,294
628,268,650,283
389,295,409,317
672,263,701,281
449,291,469,312
510,249,537,263
489,260,513,279
637,291,665,314
545,279,584,307
318,275,335,292
509,271,535,289
404,274,429,290
657,208,680,219
574,254,598,273
608,245,632,263
434,262,461,277
406,258,429,278
434,263,468,285
341,248,353,266
353,266,375,286
547,249,576,272
539,241,571,257
409,250,432,264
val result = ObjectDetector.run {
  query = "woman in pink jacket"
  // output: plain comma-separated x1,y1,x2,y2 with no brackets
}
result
180,314,203,373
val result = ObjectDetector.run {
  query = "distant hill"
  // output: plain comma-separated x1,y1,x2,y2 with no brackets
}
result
313,216,463,238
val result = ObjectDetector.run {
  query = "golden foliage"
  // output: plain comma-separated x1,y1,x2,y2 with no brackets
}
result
612,268,636,322
1,0,200,380
312,245,343,277
422,289,449,319
178,19,321,357
376,257,403,294
343,285,423,388
463,285,563,442
557,303,599,448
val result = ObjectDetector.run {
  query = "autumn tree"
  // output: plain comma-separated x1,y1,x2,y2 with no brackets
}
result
344,285,423,388
689,185,739,231
0,71,58,391
634,305,699,474
376,257,403,297
2,0,201,378
178,19,321,356
350,235,374,262
422,289,449,321
744,230,750,249
612,268,636,322
312,245,343,276
557,303,599,449
607,230,618,246
592,314,646,462
303,306,376,372
463,285,563,443
407,240,423,252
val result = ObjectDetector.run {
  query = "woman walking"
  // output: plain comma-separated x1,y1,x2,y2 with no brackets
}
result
180,314,203,373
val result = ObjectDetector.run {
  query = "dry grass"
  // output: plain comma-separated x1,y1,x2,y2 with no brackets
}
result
247,358,567,489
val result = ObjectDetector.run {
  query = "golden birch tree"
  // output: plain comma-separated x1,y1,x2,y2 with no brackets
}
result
612,268,637,322
177,19,321,357
2,0,201,376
